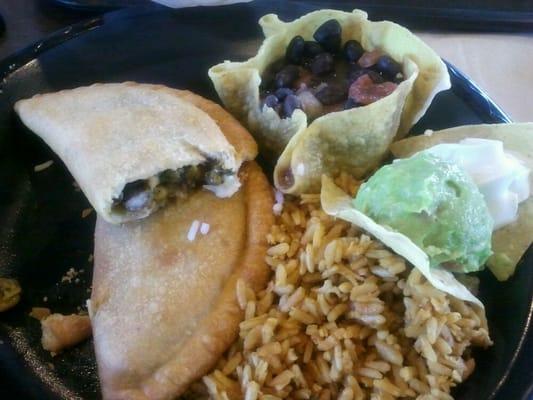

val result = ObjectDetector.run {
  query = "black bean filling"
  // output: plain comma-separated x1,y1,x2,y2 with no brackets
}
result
112,160,233,214
260,19,404,121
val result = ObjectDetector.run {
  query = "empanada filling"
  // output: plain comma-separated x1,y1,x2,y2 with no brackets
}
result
260,19,403,121
112,160,233,214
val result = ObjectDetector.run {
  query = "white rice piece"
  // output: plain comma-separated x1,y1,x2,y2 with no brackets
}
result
273,190,285,215
275,190,284,205
196,183,491,400
200,222,210,235
34,160,54,172
187,220,200,241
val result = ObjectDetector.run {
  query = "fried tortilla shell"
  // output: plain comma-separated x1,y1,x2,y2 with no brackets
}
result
321,176,488,318
391,123,533,281
90,162,273,400
209,9,450,194
14,83,257,224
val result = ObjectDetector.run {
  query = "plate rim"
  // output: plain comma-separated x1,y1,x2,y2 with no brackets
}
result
49,0,148,13
0,4,530,400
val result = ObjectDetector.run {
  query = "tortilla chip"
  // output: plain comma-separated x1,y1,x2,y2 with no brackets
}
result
209,9,450,194
391,123,533,281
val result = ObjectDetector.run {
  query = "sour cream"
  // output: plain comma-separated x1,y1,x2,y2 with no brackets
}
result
424,138,530,230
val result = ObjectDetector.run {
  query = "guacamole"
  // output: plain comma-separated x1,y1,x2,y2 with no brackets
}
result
353,152,493,273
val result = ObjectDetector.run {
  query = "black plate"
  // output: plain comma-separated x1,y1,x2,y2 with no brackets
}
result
0,2,531,399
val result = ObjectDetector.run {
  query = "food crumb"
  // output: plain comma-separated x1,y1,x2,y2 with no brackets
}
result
43,296,48,302
81,208,93,218
33,160,54,172
61,267,80,284
41,313,92,353
72,181,81,192
88,254,94,263
424,129,434,136
0,278,21,312
29,307,51,321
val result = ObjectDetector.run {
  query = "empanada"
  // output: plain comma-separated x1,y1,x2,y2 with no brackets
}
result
90,162,273,399
15,83,257,223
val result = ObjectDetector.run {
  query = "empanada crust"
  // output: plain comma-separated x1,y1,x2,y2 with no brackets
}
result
91,162,273,400
15,83,258,223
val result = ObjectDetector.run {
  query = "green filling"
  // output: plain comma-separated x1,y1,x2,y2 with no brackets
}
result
112,160,233,214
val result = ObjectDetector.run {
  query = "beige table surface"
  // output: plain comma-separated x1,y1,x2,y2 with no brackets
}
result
419,32,533,123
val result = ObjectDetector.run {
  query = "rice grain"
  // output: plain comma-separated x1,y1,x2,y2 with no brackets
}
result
197,189,491,400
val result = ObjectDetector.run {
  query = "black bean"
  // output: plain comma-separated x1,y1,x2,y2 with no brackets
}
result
313,19,342,53
344,98,359,110
268,58,286,74
275,88,294,100
122,180,152,212
348,69,384,84
260,75,274,91
348,68,367,82
331,59,350,80
310,53,334,76
304,41,324,58
347,62,362,75
260,58,285,90
375,55,402,79
275,65,300,88
293,69,322,88
367,70,385,84
286,36,306,64
315,83,348,106
343,40,364,62
263,94,279,109
283,94,302,118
